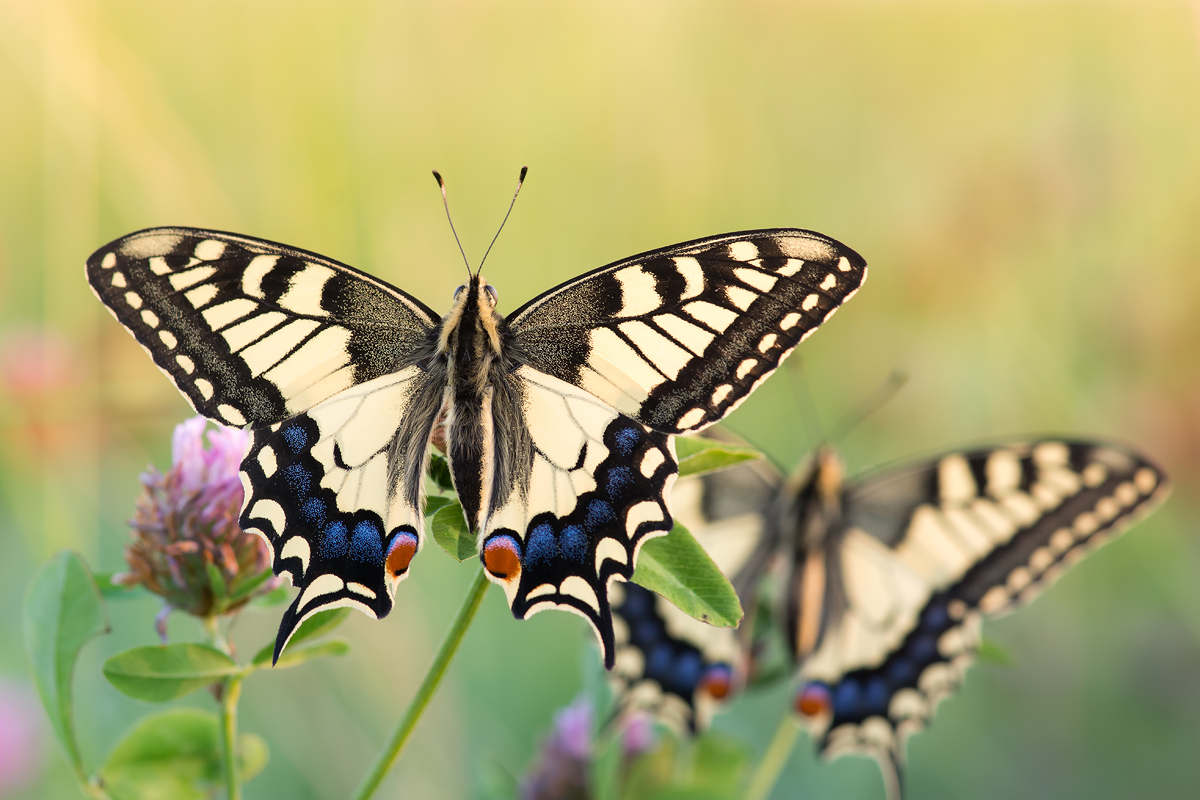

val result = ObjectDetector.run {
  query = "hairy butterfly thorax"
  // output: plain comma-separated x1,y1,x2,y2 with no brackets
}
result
438,274,511,533
85,183,867,668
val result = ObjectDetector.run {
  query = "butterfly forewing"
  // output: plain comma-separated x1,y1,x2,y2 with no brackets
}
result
86,228,439,427
508,229,866,434
798,440,1169,786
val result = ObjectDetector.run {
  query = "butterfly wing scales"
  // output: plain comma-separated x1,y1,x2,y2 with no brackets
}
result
507,229,866,434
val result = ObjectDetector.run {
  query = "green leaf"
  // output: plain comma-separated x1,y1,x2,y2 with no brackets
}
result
675,436,762,478
632,523,742,628
100,708,267,800
978,637,1016,668
624,733,750,800
93,572,146,600
102,644,240,702
424,494,453,515
251,584,290,608
205,561,228,602
226,567,275,604
272,639,350,669
23,551,109,775
431,501,476,562
428,453,455,492
689,732,751,791
252,607,352,666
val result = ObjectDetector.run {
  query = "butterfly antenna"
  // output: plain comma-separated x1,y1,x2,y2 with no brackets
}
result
830,369,908,445
786,355,827,450
432,170,472,278
477,166,528,274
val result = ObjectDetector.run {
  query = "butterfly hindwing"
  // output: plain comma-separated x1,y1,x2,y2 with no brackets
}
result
239,367,444,659
609,451,782,730
508,229,867,434
610,582,739,732
483,366,678,667
796,440,1169,791
86,227,439,427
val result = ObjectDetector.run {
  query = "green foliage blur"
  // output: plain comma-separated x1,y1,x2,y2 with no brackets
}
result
2,1,1199,798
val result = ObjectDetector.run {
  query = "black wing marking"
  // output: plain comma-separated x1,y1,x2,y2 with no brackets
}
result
795,440,1169,798
507,229,866,434
86,227,439,427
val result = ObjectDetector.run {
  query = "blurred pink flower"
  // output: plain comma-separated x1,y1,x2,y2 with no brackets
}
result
521,699,593,800
116,416,276,619
519,700,662,800
0,680,42,795
621,712,655,757
0,327,75,398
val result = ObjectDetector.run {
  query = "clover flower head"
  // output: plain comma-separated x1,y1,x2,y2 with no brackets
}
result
116,416,276,619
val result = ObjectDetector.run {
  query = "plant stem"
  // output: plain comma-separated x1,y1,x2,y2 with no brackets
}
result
219,674,244,800
352,569,491,800
744,713,801,800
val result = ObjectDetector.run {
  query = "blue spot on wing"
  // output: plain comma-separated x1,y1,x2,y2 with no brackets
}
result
302,497,327,527
283,463,311,493
672,651,703,691
606,467,633,499
526,523,557,566
834,680,861,716
321,521,348,559
864,678,890,714
585,500,615,531
350,519,383,564
560,525,588,561
647,643,673,676
282,425,309,454
614,427,640,456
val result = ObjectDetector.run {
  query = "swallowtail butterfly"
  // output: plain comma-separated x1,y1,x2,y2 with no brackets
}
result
85,223,866,666
610,437,1167,799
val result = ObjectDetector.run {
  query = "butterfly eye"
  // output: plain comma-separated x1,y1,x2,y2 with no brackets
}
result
485,284,498,304
453,285,465,299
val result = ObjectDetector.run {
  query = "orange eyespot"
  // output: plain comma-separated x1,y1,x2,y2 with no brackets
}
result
699,665,734,700
794,682,833,719
386,532,419,578
483,535,521,581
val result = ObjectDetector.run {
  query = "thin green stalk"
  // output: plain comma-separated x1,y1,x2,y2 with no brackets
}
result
219,675,244,800
744,714,801,800
352,569,491,800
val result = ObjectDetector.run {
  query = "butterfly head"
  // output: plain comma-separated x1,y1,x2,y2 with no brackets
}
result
438,274,504,377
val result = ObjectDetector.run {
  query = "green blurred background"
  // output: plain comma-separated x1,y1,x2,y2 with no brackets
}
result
2,0,1200,797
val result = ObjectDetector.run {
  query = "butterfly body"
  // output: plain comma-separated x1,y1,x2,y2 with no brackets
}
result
87,224,866,666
